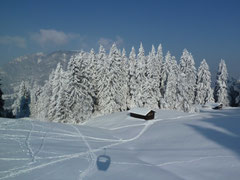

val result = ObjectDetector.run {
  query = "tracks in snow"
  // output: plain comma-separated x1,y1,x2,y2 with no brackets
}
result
71,125,97,180
111,155,236,168
25,120,35,163
0,113,198,180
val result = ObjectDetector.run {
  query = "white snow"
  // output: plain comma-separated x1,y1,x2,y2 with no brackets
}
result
1,108,240,180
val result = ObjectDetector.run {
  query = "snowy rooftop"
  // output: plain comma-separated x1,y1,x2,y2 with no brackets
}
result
128,107,153,116
202,102,222,108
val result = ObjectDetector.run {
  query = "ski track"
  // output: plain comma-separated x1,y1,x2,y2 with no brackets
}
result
156,155,236,167
70,125,97,180
0,150,22,156
24,120,35,163
109,123,146,130
0,128,81,138
34,122,78,136
83,135,120,142
0,157,30,161
0,113,199,180
108,113,198,131
0,164,30,177
33,126,48,159
111,155,236,168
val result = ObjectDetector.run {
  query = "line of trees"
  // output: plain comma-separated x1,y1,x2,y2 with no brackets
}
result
11,43,240,123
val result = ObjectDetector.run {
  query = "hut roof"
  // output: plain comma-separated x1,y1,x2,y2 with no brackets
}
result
128,108,153,116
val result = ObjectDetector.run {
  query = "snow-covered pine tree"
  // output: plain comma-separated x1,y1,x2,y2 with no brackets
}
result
195,59,214,105
95,45,108,115
12,81,31,118
156,44,164,107
214,59,230,106
29,82,42,117
143,45,159,109
122,48,129,69
0,78,4,117
176,72,194,112
171,56,181,109
34,70,54,120
160,51,172,99
127,47,138,109
88,49,98,110
98,43,126,114
118,49,122,56
121,48,129,110
156,44,163,73
97,45,107,78
54,83,68,123
48,63,68,122
162,56,179,109
66,52,94,123
48,63,62,121
111,44,128,112
179,49,197,106
135,43,147,107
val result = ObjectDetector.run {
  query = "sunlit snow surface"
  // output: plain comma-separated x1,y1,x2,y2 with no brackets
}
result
1,108,240,180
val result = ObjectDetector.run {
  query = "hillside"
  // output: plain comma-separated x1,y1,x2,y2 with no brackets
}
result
1,108,240,180
0,50,78,94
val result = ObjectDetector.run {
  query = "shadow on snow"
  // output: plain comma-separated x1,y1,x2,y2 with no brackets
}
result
186,108,240,158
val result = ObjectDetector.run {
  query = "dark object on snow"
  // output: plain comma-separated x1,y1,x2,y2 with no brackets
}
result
129,108,155,120
213,104,223,110
97,149,111,171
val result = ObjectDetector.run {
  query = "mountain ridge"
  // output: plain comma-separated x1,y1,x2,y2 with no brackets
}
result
0,50,78,93
0,50,79,108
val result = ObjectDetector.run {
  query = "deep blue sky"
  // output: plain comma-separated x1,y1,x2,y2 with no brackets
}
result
0,0,240,78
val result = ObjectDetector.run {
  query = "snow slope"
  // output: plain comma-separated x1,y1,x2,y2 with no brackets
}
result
1,108,240,180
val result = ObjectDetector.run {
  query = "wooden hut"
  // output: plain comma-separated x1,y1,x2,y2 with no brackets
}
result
212,103,223,110
129,108,155,120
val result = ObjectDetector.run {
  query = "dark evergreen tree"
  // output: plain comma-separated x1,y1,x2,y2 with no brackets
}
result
12,81,31,118
0,78,4,117
228,77,239,106
234,80,240,106
19,92,30,118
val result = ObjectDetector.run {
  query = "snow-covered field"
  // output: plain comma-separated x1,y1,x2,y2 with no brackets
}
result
1,108,240,180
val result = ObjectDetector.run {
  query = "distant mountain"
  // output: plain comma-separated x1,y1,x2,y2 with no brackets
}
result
0,50,79,93
0,50,79,107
